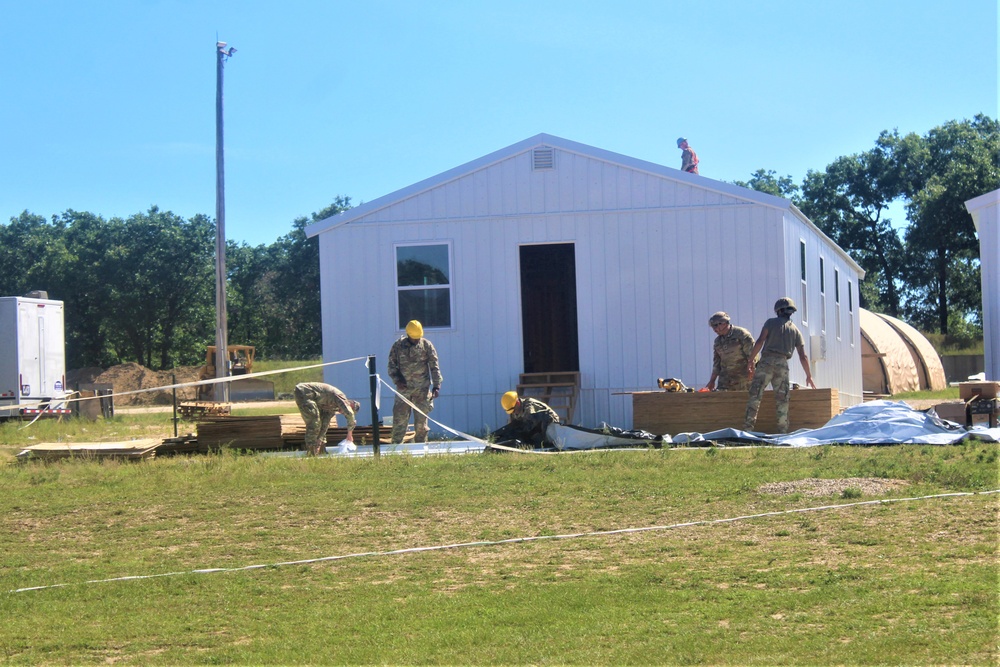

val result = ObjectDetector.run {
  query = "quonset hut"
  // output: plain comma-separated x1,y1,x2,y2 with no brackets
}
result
306,134,865,435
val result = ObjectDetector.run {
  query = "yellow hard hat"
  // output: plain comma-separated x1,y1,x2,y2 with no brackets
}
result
405,320,423,339
501,391,519,413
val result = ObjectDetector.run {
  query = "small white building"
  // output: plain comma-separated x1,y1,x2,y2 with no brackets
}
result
306,134,865,434
965,188,1000,381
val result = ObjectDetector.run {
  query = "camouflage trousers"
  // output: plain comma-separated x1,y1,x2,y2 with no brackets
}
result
392,386,433,443
295,390,340,454
743,355,791,433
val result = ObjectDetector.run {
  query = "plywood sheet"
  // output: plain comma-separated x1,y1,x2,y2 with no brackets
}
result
632,388,839,435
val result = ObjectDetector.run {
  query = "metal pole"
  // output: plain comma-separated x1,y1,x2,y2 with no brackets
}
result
368,355,380,458
214,42,232,403
172,373,178,438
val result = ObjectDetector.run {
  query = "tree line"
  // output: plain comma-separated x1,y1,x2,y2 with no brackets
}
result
1,116,995,371
734,114,998,341
0,197,350,370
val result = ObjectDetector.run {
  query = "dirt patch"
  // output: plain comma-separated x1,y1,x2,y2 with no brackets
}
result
758,477,910,497
68,363,203,406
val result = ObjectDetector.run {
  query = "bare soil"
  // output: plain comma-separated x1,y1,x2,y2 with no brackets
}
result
67,363,203,406
758,477,910,497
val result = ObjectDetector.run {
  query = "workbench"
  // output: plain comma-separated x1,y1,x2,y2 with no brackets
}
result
632,388,840,435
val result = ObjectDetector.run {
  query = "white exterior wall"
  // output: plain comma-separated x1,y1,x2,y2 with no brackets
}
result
772,211,864,405
966,189,1000,382
312,136,864,434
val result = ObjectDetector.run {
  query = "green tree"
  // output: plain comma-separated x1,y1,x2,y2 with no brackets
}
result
226,240,275,354
733,169,801,203
900,114,1000,333
57,210,118,368
101,208,215,369
226,197,352,359
798,132,913,314
0,211,69,298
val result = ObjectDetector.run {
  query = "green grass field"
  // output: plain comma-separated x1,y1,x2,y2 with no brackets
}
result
0,429,997,665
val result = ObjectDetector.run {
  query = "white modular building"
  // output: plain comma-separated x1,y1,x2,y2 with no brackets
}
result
966,188,1000,381
306,134,865,435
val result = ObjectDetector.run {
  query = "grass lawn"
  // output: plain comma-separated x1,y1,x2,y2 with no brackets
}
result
0,430,997,665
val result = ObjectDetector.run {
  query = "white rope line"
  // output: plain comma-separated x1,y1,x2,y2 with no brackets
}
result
8,356,369,418
378,375,489,445
10,489,998,594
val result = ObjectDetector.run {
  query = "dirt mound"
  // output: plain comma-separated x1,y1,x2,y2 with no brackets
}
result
73,363,203,406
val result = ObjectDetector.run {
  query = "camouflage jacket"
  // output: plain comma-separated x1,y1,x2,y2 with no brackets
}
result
713,325,755,378
294,382,356,429
511,397,560,426
387,336,443,390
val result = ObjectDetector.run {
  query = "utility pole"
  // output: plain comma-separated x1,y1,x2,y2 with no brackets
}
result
214,40,236,403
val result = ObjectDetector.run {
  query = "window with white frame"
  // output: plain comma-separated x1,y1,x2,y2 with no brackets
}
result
819,256,827,333
395,243,452,329
799,240,808,324
835,268,842,340
848,280,855,345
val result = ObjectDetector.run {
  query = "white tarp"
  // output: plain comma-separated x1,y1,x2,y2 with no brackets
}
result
548,424,660,450
669,400,1000,447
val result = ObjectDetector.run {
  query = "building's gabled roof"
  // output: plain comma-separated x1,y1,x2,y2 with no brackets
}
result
304,132,864,276
305,133,790,236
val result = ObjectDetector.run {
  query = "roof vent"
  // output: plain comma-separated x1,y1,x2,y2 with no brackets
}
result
532,147,554,170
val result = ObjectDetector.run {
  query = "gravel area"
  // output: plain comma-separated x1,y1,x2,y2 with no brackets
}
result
758,477,910,497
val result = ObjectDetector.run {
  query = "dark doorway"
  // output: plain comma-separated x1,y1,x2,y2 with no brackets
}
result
519,244,579,373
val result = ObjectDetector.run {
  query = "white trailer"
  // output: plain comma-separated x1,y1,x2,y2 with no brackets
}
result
0,295,71,419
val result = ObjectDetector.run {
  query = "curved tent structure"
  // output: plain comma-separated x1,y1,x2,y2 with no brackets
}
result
874,312,946,391
859,308,946,396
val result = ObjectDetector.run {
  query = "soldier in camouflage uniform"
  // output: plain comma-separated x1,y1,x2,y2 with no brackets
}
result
491,391,561,447
294,382,360,456
704,311,755,391
743,298,816,433
387,320,442,443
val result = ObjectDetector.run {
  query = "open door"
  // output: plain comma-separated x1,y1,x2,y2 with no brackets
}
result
519,243,579,373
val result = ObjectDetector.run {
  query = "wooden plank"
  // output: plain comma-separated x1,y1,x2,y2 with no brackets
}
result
632,388,839,434
17,439,160,461
196,414,412,451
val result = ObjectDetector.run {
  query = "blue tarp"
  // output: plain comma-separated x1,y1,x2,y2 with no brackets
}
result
669,400,1000,447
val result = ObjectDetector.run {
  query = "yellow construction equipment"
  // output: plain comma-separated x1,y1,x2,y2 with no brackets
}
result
194,345,275,402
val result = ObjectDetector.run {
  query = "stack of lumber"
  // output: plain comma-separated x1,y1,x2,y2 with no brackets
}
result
177,402,232,420
197,414,304,451
16,439,161,461
196,414,412,452
632,388,840,435
155,433,201,456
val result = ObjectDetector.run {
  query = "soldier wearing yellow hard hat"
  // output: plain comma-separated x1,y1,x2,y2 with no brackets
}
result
491,391,560,447
387,320,443,443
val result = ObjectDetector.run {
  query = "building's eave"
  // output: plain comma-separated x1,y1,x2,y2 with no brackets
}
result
305,133,792,237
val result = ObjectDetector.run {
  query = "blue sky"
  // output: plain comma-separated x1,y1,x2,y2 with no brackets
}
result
1,0,996,246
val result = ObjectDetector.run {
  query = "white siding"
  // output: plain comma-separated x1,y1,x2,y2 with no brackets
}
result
967,190,1000,382
314,138,864,433
773,212,864,405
